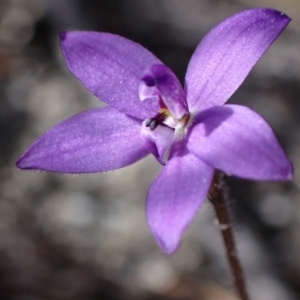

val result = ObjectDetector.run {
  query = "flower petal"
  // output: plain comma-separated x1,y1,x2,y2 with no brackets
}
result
187,105,293,180
140,64,188,119
185,8,291,112
17,107,148,173
147,146,214,253
141,122,174,165
60,32,162,119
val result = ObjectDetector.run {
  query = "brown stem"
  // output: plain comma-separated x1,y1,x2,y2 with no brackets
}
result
208,171,249,300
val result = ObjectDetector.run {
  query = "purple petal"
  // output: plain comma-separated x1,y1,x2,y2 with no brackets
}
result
141,122,174,165
187,105,293,180
60,32,162,120
17,107,148,173
140,64,188,119
147,146,214,253
185,8,291,112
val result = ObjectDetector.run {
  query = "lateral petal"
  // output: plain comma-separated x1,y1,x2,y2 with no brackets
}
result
17,107,148,173
147,148,214,253
185,8,291,112
187,105,293,180
60,32,162,119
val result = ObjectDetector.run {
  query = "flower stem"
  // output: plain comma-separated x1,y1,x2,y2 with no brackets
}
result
208,171,249,300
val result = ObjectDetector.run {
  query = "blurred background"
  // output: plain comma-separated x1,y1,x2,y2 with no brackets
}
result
1,0,300,299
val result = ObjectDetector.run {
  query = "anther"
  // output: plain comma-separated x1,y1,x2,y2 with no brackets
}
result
145,111,169,131
145,118,158,130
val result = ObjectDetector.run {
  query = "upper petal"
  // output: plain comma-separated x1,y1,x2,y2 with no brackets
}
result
185,8,291,112
140,64,188,119
17,107,148,173
187,104,293,180
60,32,162,119
147,146,214,253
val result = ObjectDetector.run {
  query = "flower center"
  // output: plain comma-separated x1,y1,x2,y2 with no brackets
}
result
139,64,191,164
146,97,190,131
146,109,190,131
145,109,169,131
140,64,191,132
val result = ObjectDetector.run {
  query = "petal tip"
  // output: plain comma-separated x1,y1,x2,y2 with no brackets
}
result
264,8,291,22
272,160,293,181
275,158,293,181
15,159,22,169
245,8,291,22
16,156,28,170
16,153,33,170
59,31,67,42
154,234,180,254
285,162,294,180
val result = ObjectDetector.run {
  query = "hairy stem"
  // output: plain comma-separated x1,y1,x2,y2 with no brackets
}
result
208,171,249,300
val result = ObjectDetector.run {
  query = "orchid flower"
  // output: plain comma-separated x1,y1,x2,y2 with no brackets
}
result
17,8,292,253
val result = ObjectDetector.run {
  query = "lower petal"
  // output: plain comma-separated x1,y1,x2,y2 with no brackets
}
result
147,149,214,253
187,104,293,180
141,122,174,165
17,107,148,173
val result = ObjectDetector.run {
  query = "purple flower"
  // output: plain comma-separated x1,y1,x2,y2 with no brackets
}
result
17,8,293,253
